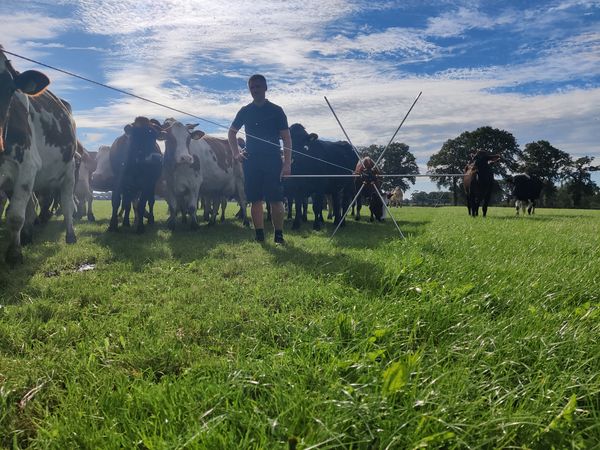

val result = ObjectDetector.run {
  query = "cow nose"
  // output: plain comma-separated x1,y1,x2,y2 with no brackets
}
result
178,154,193,165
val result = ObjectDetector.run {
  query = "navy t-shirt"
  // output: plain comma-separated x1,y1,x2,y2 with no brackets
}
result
231,100,288,155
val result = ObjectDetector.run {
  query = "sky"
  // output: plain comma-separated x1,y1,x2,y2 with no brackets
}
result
1,0,599,197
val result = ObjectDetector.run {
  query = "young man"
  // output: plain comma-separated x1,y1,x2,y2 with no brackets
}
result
228,74,292,244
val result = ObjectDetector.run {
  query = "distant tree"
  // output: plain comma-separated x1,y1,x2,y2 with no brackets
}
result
358,142,419,191
562,156,600,207
427,126,521,205
518,140,571,206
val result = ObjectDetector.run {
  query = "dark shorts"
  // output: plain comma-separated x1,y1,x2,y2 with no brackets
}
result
243,152,284,203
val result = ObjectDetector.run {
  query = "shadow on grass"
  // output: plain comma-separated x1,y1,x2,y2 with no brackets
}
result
0,219,71,302
263,239,389,294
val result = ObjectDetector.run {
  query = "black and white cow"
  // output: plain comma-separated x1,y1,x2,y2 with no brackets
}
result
506,174,544,215
107,117,164,234
0,46,77,264
288,123,358,230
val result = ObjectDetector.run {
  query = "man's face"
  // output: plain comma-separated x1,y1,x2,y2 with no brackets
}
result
248,79,267,102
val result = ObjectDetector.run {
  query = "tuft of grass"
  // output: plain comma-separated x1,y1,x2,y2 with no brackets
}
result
1,202,599,448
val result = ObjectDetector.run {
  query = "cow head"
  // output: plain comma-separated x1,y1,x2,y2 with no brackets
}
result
290,123,318,152
123,116,165,165
163,119,205,166
0,49,50,152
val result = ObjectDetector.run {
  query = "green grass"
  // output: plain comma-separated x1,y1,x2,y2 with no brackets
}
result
1,202,599,449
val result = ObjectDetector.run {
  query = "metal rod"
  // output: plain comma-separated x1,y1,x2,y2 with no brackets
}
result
374,186,405,239
329,183,366,240
374,91,422,168
284,174,465,178
324,96,362,161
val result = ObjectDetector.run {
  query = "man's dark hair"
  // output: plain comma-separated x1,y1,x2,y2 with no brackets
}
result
248,74,267,87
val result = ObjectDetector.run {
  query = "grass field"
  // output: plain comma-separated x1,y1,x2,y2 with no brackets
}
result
1,201,599,449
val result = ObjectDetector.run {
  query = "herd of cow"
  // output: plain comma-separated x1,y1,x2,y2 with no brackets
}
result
1,47,543,266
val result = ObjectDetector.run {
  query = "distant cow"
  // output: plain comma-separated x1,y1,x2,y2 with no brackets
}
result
0,47,77,264
162,119,247,230
74,141,97,221
388,187,404,207
463,150,500,217
107,117,164,233
506,174,543,215
288,123,358,230
354,156,384,222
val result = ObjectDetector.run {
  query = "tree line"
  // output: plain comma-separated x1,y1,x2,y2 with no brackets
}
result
358,126,599,209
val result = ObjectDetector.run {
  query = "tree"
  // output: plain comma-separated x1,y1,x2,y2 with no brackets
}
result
358,142,419,191
427,126,521,205
562,156,599,207
518,140,570,206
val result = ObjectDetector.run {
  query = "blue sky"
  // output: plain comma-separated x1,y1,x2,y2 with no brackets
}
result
2,0,599,196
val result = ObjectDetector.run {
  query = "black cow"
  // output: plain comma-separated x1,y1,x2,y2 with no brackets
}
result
288,124,358,230
506,174,543,215
108,117,163,234
463,150,500,217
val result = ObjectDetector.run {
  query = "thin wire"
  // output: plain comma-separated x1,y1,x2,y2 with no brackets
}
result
3,49,354,173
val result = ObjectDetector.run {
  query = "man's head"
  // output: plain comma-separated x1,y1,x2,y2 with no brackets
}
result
248,74,267,104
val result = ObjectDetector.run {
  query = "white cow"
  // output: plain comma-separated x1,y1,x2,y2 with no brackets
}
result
162,119,247,230
74,142,97,221
0,47,77,264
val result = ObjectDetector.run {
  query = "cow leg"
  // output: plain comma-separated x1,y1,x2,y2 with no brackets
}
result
528,200,535,215
108,189,121,232
4,183,33,264
355,192,362,221
147,196,155,225
286,197,293,220
292,193,302,230
303,197,309,222
313,193,324,230
86,193,95,222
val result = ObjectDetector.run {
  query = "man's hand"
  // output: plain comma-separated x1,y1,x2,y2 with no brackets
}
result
233,150,247,162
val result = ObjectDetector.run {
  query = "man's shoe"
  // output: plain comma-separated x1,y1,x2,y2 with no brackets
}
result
274,234,285,245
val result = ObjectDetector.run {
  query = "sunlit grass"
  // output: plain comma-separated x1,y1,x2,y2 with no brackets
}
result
1,202,599,448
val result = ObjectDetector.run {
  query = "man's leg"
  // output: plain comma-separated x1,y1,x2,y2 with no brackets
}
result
251,201,265,241
270,201,285,244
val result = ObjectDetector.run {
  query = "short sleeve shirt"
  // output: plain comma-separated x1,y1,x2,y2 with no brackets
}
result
231,100,288,155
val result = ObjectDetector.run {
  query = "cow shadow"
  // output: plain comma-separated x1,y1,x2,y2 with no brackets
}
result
0,219,71,303
283,217,430,249
263,241,388,295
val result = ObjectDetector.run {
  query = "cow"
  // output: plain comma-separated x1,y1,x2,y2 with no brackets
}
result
161,119,247,230
388,186,404,207
506,174,544,216
354,156,384,222
73,141,97,221
288,123,358,231
107,117,164,233
463,150,500,217
0,47,77,264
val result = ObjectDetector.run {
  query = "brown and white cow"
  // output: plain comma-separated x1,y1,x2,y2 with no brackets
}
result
388,186,404,207
0,46,77,264
354,156,384,222
162,119,247,230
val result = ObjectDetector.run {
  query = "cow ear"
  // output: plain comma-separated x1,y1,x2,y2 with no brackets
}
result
124,124,133,135
191,130,205,140
308,133,318,142
14,70,50,96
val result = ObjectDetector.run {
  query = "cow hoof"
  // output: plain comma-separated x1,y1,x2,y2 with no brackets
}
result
243,219,250,227
147,215,155,225
369,217,374,222
313,222,321,231
66,232,77,244
5,245,23,266
122,220,131,228
88,214,96,222
108,223,118,232
302,215,308,222
355,216,360,221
